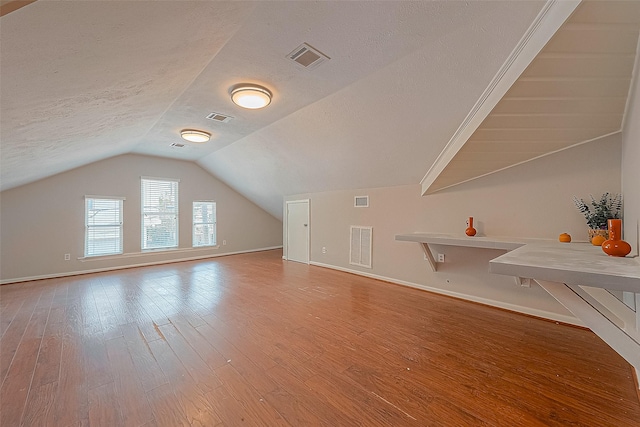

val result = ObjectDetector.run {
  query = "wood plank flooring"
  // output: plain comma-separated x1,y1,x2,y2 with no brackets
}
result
1,249,639,426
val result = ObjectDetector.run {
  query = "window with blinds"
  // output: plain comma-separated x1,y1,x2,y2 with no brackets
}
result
193,201,216,247
141,178,179,250
85,197,124,257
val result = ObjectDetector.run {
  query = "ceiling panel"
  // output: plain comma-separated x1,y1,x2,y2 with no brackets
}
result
470,128,619,142
522,55,636,78
544,26,639,54
427,0,640,194
492,98,627,114
460,141,572,154
505,78,633,98
481,114,623,129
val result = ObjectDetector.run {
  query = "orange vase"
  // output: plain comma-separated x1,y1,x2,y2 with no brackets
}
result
465,217,477,237
602,219,631,257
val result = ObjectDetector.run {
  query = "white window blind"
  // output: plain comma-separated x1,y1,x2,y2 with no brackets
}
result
141,178,179,250
193,201,216,247
85,197,123,257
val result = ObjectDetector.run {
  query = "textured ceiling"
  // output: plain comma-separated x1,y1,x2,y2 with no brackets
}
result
1,1,546,218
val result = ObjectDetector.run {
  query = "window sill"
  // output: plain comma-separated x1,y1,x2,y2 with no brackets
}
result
78,245,220,261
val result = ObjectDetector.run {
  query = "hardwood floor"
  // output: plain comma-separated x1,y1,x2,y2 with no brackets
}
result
1,249,639,426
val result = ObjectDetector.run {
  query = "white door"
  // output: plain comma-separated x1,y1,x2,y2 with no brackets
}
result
286,200,309,264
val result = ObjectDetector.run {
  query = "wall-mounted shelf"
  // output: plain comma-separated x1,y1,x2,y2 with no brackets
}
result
394,233,548,275
490,242,640,293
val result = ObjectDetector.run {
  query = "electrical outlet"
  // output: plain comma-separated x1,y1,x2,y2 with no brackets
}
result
322,247,327,254
64,253,71,261
437,253,445,263
222,240,227,245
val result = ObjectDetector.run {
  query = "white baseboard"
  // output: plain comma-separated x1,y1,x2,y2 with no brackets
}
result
309,261,584,327
1,246,283,285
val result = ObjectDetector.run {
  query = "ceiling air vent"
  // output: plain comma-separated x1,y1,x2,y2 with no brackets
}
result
170,143,185,148
287,43,330,70
206,112,233,123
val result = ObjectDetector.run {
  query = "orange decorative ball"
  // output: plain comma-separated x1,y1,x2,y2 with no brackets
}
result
591,235,606,246
558,233,571,243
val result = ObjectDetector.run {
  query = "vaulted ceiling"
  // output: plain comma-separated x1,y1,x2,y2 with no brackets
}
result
1,1,638,219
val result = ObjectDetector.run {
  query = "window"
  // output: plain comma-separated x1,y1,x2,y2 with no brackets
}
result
141,178,179,250
193,201,216,247
85,197,124,257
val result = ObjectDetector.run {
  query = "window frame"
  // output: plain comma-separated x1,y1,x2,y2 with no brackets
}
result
84,196,125,257
141,177,180,251
192,201,217,248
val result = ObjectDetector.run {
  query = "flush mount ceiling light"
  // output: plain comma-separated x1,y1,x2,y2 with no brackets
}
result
180,129,210,143
230,84,272,109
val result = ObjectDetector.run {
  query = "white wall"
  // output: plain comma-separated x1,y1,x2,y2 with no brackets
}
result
0,154,283,282
621,38,640,311
622,39,640,256
286,135,622,324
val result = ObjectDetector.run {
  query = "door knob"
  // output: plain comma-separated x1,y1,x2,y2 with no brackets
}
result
304,224,308,226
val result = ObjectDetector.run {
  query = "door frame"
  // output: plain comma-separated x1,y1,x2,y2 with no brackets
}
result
285,199,310,264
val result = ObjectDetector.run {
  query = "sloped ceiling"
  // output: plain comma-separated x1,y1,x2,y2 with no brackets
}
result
426,0,640,193
1,1,546,218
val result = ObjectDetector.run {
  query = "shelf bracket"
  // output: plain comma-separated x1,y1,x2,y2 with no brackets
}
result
420,243,437,271
535,279,640,375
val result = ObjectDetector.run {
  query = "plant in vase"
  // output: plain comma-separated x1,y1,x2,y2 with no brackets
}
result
573,193,622,244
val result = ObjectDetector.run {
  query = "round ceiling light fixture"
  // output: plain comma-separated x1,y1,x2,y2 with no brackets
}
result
180,129,211,143
230,84,272,109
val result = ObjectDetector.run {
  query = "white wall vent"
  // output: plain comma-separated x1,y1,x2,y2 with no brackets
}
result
206,112,233,123
287,43,330,70
354,196,369,207
350,226,372,269
170,143,185,148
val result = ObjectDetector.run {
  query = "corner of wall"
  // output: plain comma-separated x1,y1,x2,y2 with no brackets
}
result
621,34,640,255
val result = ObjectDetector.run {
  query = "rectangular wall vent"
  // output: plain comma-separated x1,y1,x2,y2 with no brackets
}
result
287,43,330,70
354,196,369,207
350,226,372,269
206,112,233,123
170,143,185,148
